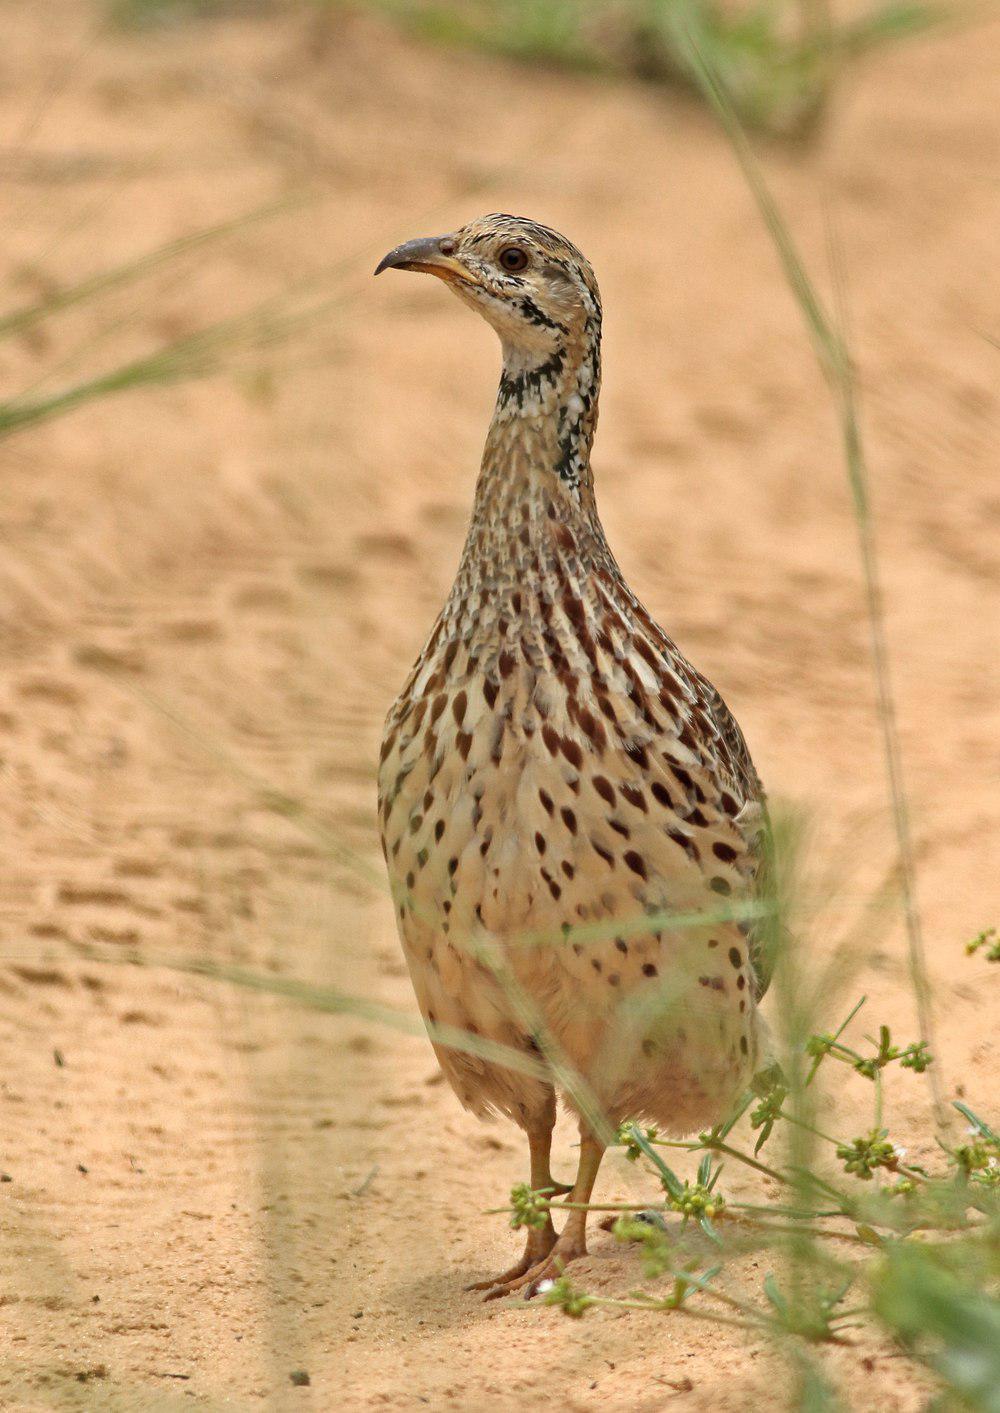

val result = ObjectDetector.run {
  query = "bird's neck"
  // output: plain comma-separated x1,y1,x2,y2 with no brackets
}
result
450,325,606,613
491,321,601,496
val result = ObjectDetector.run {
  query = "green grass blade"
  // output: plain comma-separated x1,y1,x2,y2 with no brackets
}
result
873,1244,1000,1412
0,192,307,340
679,28,946,1127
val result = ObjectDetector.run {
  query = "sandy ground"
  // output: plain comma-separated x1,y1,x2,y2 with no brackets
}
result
1,3,998,1409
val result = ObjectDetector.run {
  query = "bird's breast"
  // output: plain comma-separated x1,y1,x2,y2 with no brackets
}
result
379,609,752,953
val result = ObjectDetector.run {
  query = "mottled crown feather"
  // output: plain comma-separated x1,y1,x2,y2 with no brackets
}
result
457,213,602,310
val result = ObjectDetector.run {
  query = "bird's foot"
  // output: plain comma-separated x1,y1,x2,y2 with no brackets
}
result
479,1230,588,1302
464,1222,557,1294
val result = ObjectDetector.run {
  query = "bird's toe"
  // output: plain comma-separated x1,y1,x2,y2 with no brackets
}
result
466,1223,558,1296
476,1235,588,1302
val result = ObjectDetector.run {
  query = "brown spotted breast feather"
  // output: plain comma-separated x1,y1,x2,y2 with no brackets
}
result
378,213,769,1143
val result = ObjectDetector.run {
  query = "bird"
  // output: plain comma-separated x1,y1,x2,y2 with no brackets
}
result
375,213,770,1299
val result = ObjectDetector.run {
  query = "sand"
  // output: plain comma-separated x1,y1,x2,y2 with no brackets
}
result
1,3,998,1409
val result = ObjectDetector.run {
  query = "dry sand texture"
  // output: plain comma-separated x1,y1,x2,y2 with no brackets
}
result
1,3,998,1409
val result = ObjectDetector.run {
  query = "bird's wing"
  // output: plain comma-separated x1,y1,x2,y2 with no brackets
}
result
690,670,775,1002
645,640,773,1002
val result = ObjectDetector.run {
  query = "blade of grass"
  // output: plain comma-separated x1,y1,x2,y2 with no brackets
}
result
0,276,353,440
680,28,946,1129
0,192,310,339
64,942,556,1084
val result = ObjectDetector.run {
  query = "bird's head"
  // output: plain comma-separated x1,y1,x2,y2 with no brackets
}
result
375,213,601,361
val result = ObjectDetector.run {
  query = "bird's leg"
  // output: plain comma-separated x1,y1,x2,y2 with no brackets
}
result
483,1125,606,1301
532,1112,572,1196
465,1118,560,1292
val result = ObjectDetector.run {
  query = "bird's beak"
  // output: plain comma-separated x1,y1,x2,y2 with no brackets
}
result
374,235,478,286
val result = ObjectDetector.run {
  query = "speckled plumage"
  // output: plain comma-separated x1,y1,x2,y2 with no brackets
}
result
376,215,769,1295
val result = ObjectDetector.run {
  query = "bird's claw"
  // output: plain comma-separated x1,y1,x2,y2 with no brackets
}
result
464,1258,534,1293
476,1237,587,1302
464,1224,558,1294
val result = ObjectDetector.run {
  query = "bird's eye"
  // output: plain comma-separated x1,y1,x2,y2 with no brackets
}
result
498,246,529,272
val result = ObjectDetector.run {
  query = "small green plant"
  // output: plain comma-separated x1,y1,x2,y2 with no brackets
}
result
805,1018,932,1082
966,927,1000,962
509,1182,554,1230
540,1274,595,1318
494,1030,999,1374
834,1130,902,1181
611,1214,674,1277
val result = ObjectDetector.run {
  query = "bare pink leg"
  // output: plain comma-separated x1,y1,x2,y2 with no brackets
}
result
481,1125,604,1301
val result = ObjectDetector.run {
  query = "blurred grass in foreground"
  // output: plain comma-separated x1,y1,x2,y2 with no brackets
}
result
105,0,946,138
357,0,943,137
0,193,367,439
107,0,271,24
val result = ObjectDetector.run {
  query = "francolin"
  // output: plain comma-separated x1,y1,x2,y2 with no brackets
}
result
376,215,770,1298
